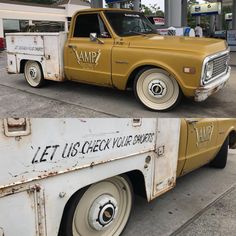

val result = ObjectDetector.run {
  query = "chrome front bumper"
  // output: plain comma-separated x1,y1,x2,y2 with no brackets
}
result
195,67,231,102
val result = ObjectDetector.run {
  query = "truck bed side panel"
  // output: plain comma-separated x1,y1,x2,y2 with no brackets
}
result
0,118,157,189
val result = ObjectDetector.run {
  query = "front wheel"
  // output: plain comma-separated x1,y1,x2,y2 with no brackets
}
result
134,68,182,111
59,175,133,236
24,61,45,88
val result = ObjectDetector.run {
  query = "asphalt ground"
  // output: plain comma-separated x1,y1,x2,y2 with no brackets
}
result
0,51,236,118
124,150,236,236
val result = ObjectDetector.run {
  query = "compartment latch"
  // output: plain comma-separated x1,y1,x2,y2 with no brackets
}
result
3,118,31,137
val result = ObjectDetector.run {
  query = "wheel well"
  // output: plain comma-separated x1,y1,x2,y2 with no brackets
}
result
126,65,156,90
125,170,147,199
229,130,236,149
19,60,43,74
19,60,28,73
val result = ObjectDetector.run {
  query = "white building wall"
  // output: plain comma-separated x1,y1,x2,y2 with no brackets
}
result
62,3,90,18
0,3,67,21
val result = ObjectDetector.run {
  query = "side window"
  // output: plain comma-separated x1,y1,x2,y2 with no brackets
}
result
73,14,110,38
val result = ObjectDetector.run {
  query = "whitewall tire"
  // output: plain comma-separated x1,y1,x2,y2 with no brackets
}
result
134,68,182,111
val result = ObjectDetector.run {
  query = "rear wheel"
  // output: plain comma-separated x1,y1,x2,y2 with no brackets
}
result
210,137,229,169
134,68,182,111
24,61,44,88
59,175,133,236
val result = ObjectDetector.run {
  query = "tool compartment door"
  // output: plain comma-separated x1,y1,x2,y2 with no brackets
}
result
152,119,181,198
0,186,46,236
44,33,67,81
6,33,44,56
6,53,17,73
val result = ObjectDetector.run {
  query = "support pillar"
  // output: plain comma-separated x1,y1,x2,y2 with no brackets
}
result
196,16,201,25
0,18,3,38
165,0,182,27
210,15,216,36
216,0,222,30
133,0,140,11
216,14,222,30
233,0,236,30
164,0,170,27
181,0,188,27
91,0,103,8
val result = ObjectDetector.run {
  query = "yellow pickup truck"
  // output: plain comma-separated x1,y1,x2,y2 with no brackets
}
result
6,9,231,111
0,118,235,236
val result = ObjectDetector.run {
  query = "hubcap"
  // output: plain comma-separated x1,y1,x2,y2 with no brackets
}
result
29,67,37,80
88,194,118,231
148,80,167,98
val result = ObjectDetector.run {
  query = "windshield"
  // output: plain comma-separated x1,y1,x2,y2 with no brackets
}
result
105,11,156,37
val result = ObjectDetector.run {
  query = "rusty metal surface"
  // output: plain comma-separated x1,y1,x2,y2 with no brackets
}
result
0,119,158,189
0,118,182,236
5,32,67,81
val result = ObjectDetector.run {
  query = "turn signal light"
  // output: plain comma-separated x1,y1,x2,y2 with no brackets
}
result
183,67,196,74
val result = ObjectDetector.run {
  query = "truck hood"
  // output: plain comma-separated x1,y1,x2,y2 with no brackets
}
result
127,35,227,56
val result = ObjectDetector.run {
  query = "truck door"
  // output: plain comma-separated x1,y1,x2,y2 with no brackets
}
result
64,12,114,86
182,118,219,175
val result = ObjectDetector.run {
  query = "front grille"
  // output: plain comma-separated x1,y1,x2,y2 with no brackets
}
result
211,53,229,78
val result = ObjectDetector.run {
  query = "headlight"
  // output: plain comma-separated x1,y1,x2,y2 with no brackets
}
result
205,61,214,80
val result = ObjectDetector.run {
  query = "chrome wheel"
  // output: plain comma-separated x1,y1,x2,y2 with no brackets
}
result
135,68,181,111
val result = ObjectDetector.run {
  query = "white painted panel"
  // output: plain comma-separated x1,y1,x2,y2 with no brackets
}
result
6,33,44,56
6,53,17,73
0,118,182,236
0,189,39,236
44,32,67,80
0,118,157,188
153,118,181,198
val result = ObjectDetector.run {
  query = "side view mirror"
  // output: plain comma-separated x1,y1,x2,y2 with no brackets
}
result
90,33,104,44
90,33,97,42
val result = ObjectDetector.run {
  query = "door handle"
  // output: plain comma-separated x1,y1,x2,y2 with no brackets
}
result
186,119,199,125
68,44,77,49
